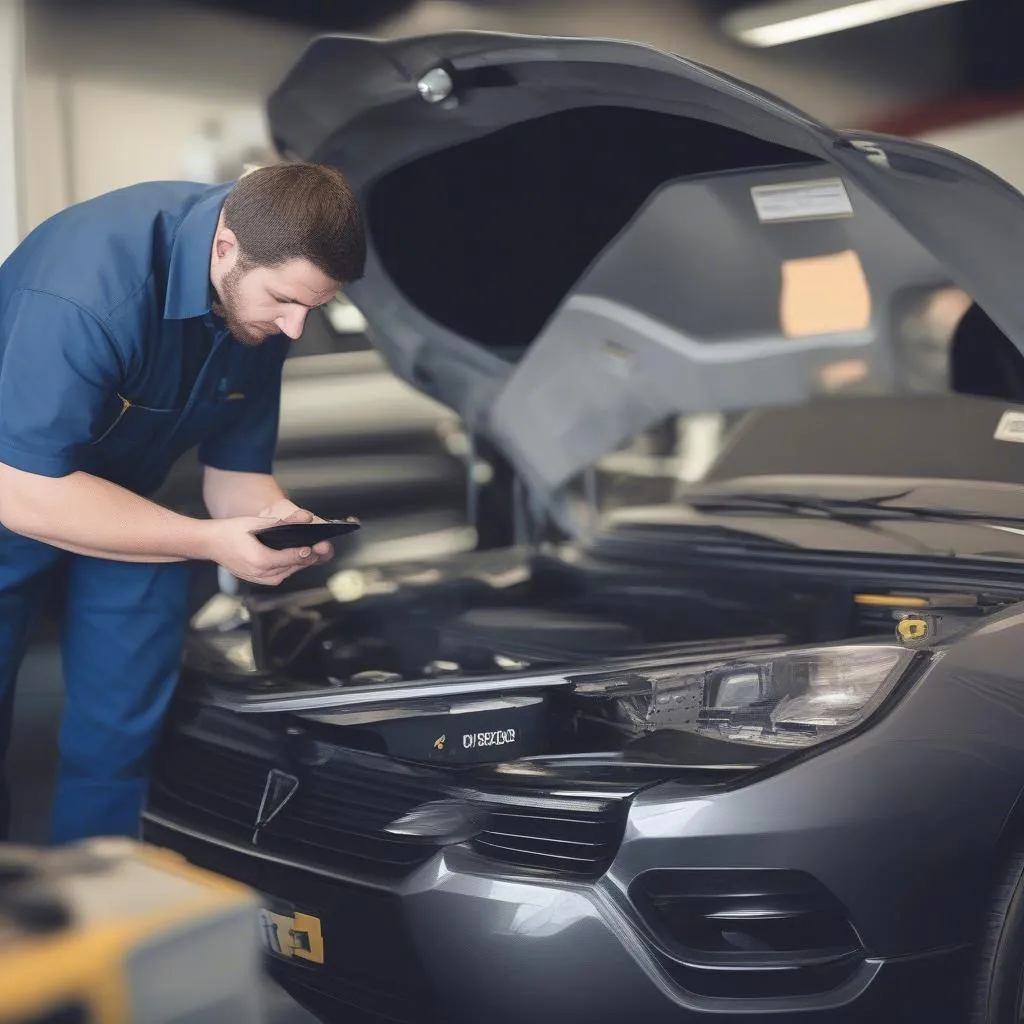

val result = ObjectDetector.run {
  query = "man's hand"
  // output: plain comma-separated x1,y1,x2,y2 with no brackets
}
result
202,515,323,586
256,501,335,565
200,469,335,573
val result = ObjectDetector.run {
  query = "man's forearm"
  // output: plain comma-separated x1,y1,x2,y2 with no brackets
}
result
6,527,183,562
0,464,213,562
202,466,294,520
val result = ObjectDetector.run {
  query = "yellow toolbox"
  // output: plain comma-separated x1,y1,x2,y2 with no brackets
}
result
0,837,267,1024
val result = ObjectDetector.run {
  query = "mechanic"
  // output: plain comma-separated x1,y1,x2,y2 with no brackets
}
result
0,162,366,844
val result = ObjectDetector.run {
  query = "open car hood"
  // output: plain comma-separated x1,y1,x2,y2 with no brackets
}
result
268,31,1024,530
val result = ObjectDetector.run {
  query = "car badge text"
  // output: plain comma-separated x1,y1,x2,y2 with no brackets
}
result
463,728,516,750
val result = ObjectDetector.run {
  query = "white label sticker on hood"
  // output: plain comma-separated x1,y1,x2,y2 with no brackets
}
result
994,410,1024,443
751,178,853,223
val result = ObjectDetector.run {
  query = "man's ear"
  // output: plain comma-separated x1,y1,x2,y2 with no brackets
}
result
213,226,239,263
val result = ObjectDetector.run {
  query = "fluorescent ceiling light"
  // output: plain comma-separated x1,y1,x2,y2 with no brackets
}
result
725,0,968,47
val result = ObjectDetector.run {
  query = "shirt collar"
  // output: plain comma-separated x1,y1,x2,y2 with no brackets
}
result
163,182,233,321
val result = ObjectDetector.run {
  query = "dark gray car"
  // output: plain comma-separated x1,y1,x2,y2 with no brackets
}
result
142,31,1024,1024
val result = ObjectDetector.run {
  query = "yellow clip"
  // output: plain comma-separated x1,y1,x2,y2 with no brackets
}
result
226,392,246,401
896,617,929,643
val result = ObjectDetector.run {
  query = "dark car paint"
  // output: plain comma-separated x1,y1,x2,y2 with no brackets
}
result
157,408,1024,1018
141,811,973,1024
147,531,1024,1023
188,528,1024,954
148,394,1024,1018
620,612,1024,958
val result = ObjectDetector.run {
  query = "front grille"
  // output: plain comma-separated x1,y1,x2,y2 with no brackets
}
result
149,735,444,878
472,804,627,878
149,734,631,882
153,735,268,821
630,868,864,999
277,761,447,875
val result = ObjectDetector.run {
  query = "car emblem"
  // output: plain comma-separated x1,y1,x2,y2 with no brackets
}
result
253,769,299,845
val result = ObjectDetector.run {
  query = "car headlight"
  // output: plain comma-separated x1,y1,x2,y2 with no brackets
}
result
576,644,914,748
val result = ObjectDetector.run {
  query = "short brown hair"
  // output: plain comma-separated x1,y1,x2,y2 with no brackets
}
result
222,162,366,284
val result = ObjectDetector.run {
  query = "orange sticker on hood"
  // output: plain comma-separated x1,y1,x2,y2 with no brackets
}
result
779,249,871,338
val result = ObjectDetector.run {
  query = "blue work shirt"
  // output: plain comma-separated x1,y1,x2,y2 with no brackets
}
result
0,181,290,497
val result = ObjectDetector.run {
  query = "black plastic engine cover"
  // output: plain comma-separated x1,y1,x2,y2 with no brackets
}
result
333,694,549,764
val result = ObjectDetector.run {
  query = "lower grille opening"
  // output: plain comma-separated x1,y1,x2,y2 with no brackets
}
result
630,868,864,998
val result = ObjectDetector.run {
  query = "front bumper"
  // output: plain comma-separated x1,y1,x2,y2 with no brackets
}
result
142,811,970,1024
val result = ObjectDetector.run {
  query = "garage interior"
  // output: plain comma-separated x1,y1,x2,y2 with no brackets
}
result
4,1,1024,1023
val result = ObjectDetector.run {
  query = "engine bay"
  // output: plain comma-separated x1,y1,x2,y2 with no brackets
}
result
188,547,854,683
183,545,1020,767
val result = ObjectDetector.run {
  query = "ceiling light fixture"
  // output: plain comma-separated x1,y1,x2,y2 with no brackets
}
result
724,0,968,48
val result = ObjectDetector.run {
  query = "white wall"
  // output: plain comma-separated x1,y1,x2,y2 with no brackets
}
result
16,0,956,238
19,1,310,232
921,113,1024,197
0,0,24,260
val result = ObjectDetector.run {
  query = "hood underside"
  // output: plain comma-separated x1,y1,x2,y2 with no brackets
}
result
268,31,1024,525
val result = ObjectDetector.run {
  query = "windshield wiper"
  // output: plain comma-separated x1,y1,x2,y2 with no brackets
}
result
684,490,1024,527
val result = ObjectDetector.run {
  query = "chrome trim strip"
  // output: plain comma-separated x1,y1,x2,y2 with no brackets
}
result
706,907,803,921
206,636,788,714
208,672,573,713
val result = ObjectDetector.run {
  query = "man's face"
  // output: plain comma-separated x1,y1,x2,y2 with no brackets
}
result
214,257,340,346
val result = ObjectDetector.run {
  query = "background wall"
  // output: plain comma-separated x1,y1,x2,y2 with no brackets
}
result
921,112,1024,196
0,0,23,261
19,0,308,233
17,0,962,238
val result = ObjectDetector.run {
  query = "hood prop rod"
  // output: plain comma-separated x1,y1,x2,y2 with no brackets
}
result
583,466,599,538
513,473,547,549
513,472,528,546
465,428,479,532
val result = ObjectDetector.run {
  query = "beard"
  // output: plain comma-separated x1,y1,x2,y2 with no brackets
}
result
212,265,278,346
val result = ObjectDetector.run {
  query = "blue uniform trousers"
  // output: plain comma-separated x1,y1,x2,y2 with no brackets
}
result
0,526,189,843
